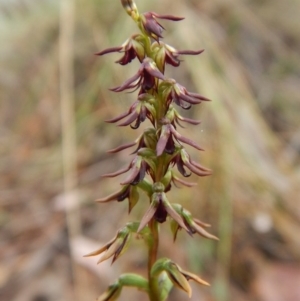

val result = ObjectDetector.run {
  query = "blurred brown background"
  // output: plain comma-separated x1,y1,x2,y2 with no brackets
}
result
1,0,300,300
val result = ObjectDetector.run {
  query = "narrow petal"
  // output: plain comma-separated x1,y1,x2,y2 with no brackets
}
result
153,13,184,21
95,46,123,56
184,160,212,177
110,72,140,92
162,195,190,233
111,234,130,264
176,115,201,125
138,199,159,232
194,218,211,228
172,175,197,187
105,111,131,123
106,102,137,123
83,239,113,257
96,186,130,203
177,49,204,55
144,64,165,80
107,141,137,153
179,92,202,104
83,234,118,257
118,111,139,127
120,165,141,185
101,165,131,178
188,92,211,101
170,126,204,151
156,125,171,156
191,222,219,241
190,159,212,172
180,270,210,286
98,240,121,264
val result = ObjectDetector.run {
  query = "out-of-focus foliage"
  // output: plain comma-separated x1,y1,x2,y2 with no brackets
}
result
0,1,299,301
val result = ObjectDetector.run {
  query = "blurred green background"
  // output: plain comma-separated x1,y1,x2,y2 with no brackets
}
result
1,0,300,301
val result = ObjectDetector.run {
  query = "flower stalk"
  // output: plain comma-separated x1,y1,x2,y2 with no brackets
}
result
87,1,217,300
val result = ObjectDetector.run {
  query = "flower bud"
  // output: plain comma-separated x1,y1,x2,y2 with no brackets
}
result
171,204,218,241
121,0,139,19
84,227,131,264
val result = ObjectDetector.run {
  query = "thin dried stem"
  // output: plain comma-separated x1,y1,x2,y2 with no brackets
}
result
59,0,83,299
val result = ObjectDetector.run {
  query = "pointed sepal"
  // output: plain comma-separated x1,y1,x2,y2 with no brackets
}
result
151,258,209,299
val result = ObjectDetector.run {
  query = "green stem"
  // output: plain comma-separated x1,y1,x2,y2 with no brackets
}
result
155,92,167,181
140,26,167,301
148,219,159,301
143,35,152,58
148,91,166,300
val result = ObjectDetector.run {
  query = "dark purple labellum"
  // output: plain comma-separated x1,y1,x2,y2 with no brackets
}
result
117,186,130,202
154,201,168,223
177,158,191,177
165,135,175,154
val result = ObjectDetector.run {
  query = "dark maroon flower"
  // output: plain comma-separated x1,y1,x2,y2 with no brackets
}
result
106,127,158,155
154,42,204,72
156,118,204,156
95,34,145,65
165,44,204,66
96,185,133,203
96,184,141,214
137,182,189,232
140,12,184,41
170,148,212,177
165,106,201,129
110,58,165,93
131,128,157,153
102,155,151,185
96,184,131,203
163,80,211,110
83,230,129,264
171,204,218,241
105,94,156,129
161,169,197,193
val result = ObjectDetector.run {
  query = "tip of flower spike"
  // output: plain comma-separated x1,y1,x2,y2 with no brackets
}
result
121,0,139,18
